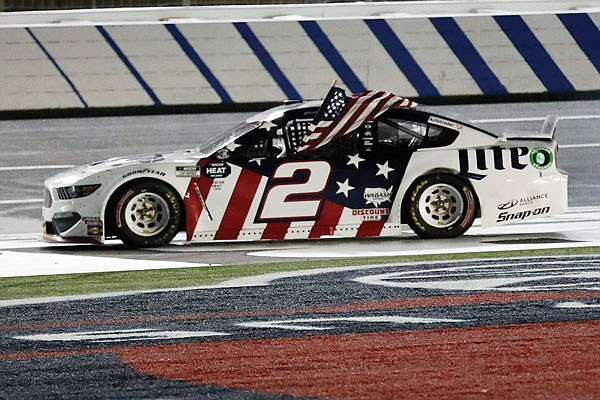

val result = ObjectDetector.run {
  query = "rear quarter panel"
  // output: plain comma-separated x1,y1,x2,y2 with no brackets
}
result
394,128,567,228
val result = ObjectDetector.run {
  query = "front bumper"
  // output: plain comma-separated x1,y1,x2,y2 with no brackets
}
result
42,186,104,244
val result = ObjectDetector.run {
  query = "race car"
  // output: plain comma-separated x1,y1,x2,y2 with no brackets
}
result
42,87,568,247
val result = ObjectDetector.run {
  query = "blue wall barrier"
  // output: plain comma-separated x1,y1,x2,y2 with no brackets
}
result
0,3,598,112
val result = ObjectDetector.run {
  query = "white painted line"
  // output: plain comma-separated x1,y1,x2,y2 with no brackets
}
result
353,261,600,292
248,241,600,260
0,165,74,171
15,329,230,342
238,316,465,331
558,115,600,120
555,302,600,309
471,115,600,124
0,199,43,205
0,251,216,278
560,143,600,149
472,117,546,123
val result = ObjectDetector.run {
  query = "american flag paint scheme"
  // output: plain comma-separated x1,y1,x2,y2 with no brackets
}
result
298,88,416,153
43,88,567,247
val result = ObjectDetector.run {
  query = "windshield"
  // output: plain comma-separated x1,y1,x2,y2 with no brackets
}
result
196,121,261,156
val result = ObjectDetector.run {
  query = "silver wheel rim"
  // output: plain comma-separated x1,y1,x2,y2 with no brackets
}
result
418,183,464,228
124,192,170,237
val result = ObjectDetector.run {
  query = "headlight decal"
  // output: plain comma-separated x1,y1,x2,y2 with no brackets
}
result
56,184,101,200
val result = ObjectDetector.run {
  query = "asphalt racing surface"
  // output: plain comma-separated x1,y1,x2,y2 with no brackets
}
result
1,101,599,398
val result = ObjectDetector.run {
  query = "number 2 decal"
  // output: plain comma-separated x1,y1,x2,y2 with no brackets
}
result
257,160,332,222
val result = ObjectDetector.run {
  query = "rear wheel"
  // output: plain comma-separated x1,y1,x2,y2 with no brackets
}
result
404,174,477,238
113,181,182,247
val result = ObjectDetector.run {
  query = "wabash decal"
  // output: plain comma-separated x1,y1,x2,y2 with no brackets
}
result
459,147,528,179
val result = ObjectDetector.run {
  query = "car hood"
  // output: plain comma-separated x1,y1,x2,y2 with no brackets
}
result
46,149,202,186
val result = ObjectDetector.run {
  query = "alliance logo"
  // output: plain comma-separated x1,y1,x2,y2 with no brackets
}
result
497,193,549,210
497,199,519,210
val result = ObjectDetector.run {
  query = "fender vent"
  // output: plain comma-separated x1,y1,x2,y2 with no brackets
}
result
56,187,70,200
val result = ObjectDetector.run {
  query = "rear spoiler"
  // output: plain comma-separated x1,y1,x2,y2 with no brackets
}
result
539,114,559,140
499,115,559,141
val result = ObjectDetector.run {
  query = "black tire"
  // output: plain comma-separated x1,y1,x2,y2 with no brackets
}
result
403,174,477,238
113,181,182,247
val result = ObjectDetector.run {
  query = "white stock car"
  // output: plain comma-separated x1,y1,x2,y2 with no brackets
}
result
43,91,568,247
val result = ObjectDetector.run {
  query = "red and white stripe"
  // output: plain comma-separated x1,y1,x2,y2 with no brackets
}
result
188,164,403,241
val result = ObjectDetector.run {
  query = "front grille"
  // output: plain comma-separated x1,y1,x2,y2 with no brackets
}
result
43,188,53,208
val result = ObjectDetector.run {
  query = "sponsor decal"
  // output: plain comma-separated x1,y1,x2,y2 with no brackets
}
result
202,162,231,179
459,147,529,179
175,166,201,178
362,124,374,152
428,116,463,131
352,208,390,221
519,192,549,206
496,206,550,223
84,217,103,236
211,179,225,191
363,186,393,207
122,169,166,179
497,199,519,210
530,147,553,170
497,193,548,210
215,148,231,160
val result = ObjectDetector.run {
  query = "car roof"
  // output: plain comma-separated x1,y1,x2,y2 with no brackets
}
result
245,99,322,124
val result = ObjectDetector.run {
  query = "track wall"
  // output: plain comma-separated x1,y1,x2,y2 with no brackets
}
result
1,3,599,113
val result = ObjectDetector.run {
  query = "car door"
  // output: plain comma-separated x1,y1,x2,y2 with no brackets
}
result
189,110,419,242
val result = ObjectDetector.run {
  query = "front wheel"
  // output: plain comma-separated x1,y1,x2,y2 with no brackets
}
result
404,174,477,238
113,181,182,247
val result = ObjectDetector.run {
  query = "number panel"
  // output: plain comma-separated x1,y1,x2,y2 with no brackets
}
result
256,160,332,222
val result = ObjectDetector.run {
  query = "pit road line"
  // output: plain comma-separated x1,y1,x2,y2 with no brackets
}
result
471,114,600,123
0,165,74,171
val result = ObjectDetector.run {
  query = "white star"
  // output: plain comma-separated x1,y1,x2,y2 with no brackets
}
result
336,178,355,198
226,141,241,152
346,153,365,169
260,120,279,131
376,161,395,179
249,157,265,166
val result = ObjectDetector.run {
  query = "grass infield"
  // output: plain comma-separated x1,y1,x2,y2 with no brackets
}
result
1,246,598,300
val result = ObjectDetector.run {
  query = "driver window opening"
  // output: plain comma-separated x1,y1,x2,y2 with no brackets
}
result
376,118,426,149
284,118,312,155
228,128,288,160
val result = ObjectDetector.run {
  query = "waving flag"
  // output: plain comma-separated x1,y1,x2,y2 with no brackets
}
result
297,87,416,153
